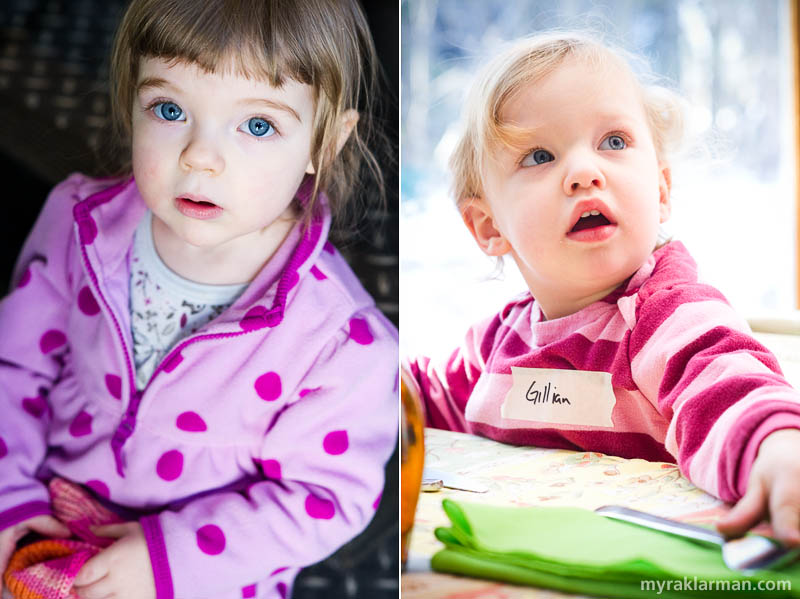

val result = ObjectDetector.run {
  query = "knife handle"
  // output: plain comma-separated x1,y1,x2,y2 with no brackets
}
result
595,505,725,548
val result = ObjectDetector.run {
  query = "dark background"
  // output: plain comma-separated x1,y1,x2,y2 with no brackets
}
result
0,1,398,597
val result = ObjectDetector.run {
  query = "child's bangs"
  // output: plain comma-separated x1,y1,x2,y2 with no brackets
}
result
489,119,542,157
129,1,311,88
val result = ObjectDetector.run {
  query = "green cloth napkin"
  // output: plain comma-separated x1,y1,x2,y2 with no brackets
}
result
432,499,800,598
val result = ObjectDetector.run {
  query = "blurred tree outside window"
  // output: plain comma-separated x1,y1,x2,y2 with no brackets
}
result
401,0,795,359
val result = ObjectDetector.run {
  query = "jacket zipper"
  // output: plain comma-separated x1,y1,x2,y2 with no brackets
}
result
77,231,139,477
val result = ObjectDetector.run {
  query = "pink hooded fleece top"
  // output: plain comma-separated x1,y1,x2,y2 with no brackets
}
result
408,241,800,504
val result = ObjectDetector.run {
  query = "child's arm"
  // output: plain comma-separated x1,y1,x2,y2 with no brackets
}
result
405,309,504,432
132,310,397,598
629,283,800,507
0,175,85,534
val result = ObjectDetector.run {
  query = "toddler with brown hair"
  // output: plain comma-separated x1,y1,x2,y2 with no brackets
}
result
0,1,397,598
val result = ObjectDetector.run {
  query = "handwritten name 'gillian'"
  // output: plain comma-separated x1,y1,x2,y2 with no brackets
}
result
526,381,571,405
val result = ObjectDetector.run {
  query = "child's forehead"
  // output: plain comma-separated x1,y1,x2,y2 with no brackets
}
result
499,57,644,126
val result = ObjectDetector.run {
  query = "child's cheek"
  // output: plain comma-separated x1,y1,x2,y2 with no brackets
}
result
132,127,172,177
131,145,158,182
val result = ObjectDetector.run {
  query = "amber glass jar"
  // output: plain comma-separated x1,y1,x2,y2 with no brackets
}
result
400,369,424,566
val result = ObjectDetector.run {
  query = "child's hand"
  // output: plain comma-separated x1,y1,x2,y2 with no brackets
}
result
73,522,155,599
0,514,71,594
717,428,800,546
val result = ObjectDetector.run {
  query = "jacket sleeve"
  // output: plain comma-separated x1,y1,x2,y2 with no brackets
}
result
628,283,800,503
139,309,398,599
405,311,501,432
0,174,84,531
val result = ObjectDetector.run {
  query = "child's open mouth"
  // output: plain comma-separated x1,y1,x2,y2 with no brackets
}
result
175,195,223,220
566,207,616,242
570,210,611,232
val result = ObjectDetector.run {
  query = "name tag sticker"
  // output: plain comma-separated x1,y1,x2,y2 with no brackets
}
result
500,367,616,427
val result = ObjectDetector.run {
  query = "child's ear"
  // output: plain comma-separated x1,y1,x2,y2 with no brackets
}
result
658,163,672,223
461,198,511,256
336,109,359,154
305,109,359,176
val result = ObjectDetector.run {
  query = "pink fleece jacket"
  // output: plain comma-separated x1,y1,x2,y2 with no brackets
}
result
0,173,398,599
408,241,800,503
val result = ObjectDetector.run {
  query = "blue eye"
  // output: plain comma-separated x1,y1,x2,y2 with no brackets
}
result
521,148,554,167
153,102,184,121
600,135,626,150
243,117,275,138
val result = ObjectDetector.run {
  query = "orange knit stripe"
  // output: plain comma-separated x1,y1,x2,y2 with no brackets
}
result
4,540,75,599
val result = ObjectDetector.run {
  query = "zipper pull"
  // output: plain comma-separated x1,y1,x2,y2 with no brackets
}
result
111,390,142,477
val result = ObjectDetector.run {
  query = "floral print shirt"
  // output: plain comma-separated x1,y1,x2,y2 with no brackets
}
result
130,212,247,389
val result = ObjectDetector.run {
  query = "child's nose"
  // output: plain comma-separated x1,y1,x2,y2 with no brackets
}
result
179,134,225,175
563,154,606,194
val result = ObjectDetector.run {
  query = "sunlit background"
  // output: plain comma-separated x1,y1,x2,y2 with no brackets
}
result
401,0,795,360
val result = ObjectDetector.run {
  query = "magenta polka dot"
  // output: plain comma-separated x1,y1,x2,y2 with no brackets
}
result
299,387,321,398
39,330,67,354
310,265,326,280
177,411,207,432
323,241,335,254
156,450,184,481
105,374,121,400
242,584,256,598
304,494,335,520
22,396,48,419
0,436,7,459
86,479,110,499
254,372,281,401
348,318,373,345
271,566,288,576
69,411,93,437
77,286,100,315
373,492,382,510
277,582,287,598
196,524,226,555
323,430,349,455
17,267,31,288
260,459,281,480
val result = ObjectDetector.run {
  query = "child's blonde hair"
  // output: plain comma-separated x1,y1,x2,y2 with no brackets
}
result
108,0,384,225
449,31,685,205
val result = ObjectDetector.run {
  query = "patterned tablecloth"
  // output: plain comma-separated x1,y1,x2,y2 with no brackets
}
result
402,428,736,599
